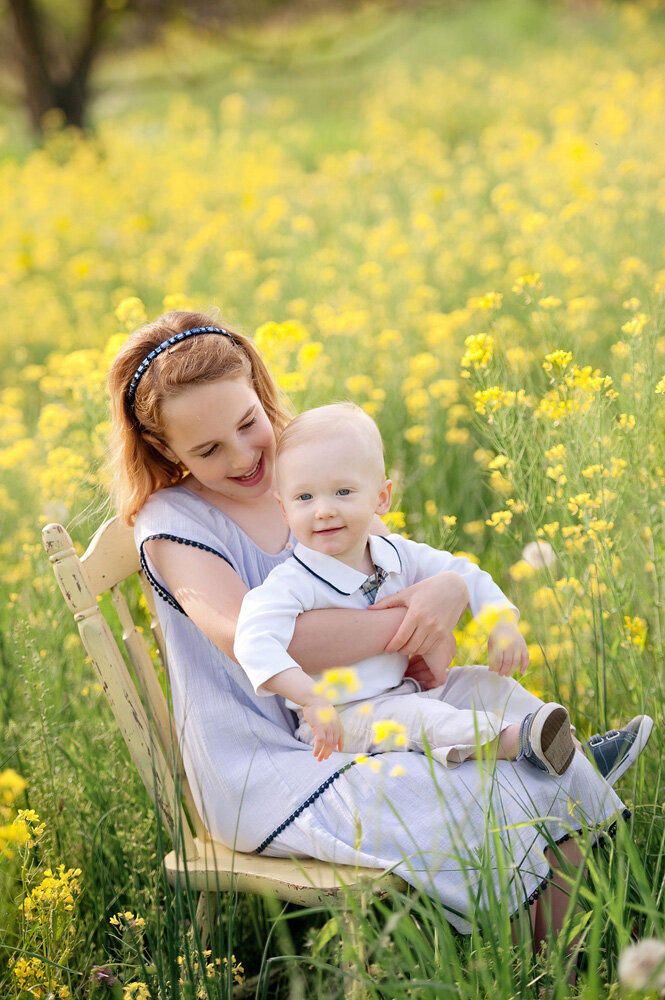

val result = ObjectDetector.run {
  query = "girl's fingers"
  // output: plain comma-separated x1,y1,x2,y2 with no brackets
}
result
384,620,417,653
369,593,402,611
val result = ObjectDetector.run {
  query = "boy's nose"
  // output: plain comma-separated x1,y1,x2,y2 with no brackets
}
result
315,501,336,519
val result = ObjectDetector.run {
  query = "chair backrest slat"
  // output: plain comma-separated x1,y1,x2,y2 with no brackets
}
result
138,570,168,672
82,516,141,593
43,521,197,861
108,581,206,841
111,583,174,764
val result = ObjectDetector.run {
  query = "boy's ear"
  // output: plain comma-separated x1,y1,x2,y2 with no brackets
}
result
274,491,289,523
375,479,392,516
142,431,178,465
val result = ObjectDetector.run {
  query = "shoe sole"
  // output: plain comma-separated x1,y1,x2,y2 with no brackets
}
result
531,703,576,776
606,715,654,786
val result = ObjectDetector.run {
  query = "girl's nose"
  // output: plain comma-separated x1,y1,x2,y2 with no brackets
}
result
229,440,253,472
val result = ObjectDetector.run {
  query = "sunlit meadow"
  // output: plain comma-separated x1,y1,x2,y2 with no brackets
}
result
1,1,664,996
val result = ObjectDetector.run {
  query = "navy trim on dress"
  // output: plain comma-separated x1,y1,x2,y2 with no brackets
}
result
139,533,234,616
255,757,376,854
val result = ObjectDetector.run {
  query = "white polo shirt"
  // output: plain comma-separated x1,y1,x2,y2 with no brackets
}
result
234,533,517,707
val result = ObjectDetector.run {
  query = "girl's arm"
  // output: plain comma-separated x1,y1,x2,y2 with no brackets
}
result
145,538,406,670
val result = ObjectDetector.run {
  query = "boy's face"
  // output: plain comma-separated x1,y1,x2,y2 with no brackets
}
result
276,429,391,568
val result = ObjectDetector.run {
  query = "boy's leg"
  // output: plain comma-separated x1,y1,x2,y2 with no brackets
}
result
341,687,506,766
423,663,543,724
418,667,580,772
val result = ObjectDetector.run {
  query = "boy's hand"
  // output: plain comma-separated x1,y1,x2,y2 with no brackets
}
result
302,697,344,761
488,620,529,676
405,653,438,689
421,644,452,688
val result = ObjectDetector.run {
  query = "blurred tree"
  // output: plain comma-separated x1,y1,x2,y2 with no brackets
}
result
4,0,367,134
6,0,114,132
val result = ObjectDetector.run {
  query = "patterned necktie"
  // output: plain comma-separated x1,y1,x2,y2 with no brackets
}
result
360,566,388,605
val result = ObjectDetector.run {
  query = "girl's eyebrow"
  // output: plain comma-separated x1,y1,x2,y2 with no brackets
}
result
189,406,255,453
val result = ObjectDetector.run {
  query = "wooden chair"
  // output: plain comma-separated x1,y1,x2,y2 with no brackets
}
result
42,516,405,983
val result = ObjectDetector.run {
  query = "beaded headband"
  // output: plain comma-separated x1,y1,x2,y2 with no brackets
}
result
126,326,238,409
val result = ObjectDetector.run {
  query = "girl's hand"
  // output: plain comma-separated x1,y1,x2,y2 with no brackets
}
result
370,572,469,660
302,698,343,761
488,621,529,676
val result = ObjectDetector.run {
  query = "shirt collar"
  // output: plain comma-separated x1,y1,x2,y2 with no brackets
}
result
292,534,402,596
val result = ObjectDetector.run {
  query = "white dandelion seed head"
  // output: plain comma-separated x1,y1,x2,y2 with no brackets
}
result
618,938,665,996
522,540,556,569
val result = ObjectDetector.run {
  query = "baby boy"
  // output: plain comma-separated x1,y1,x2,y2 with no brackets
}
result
234,403,577,776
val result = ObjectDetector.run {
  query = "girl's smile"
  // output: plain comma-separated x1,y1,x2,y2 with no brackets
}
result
229,453,265,486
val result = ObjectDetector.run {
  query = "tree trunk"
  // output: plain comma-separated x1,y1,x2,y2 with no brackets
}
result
7,0,108,132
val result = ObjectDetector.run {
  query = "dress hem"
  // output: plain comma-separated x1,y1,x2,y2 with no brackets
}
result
510,806,632,919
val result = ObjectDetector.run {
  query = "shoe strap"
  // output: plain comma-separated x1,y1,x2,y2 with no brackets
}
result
516,712,533,762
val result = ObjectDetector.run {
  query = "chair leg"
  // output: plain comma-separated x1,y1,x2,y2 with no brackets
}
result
195,891,218,949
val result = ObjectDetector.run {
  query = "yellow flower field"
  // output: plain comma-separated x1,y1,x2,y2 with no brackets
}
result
2,2,663,706
1,2,664,995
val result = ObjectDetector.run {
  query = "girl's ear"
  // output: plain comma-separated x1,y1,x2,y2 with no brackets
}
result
142,431,178,465
375,479,392,516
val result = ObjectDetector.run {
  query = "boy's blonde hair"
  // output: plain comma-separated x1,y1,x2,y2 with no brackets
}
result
276,402,385,481
108,310,292,523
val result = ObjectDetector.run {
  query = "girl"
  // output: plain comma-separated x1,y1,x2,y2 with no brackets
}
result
108,309,627,939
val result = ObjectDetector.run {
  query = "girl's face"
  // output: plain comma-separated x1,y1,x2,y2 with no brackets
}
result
155,376,276,501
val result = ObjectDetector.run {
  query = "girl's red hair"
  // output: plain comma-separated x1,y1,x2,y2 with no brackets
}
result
108,310,291,524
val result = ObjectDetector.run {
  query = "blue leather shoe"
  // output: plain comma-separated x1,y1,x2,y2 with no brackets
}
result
586,716,653,786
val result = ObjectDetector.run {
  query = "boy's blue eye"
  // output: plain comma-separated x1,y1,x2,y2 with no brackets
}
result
337,488,351,496
297,493,313,501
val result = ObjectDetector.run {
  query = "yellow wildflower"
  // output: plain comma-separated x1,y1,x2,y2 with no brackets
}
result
461,333,494,370
383,511,406,531
485,510,513,533
622,616,647,650
314,668,361,704
372,719,408,748
542,349,573,373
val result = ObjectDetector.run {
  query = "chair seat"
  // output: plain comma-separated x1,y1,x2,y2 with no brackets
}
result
164,837,406,905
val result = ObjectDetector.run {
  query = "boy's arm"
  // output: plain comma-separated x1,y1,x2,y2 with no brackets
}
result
398,539,518,619
260,667,343,761
233,574,306,694
234,573,343,760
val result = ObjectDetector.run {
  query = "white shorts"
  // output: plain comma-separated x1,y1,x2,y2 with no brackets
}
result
295,665,543,767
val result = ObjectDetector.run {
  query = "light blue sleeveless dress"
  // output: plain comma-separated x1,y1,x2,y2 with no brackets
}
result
135,485,626,933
